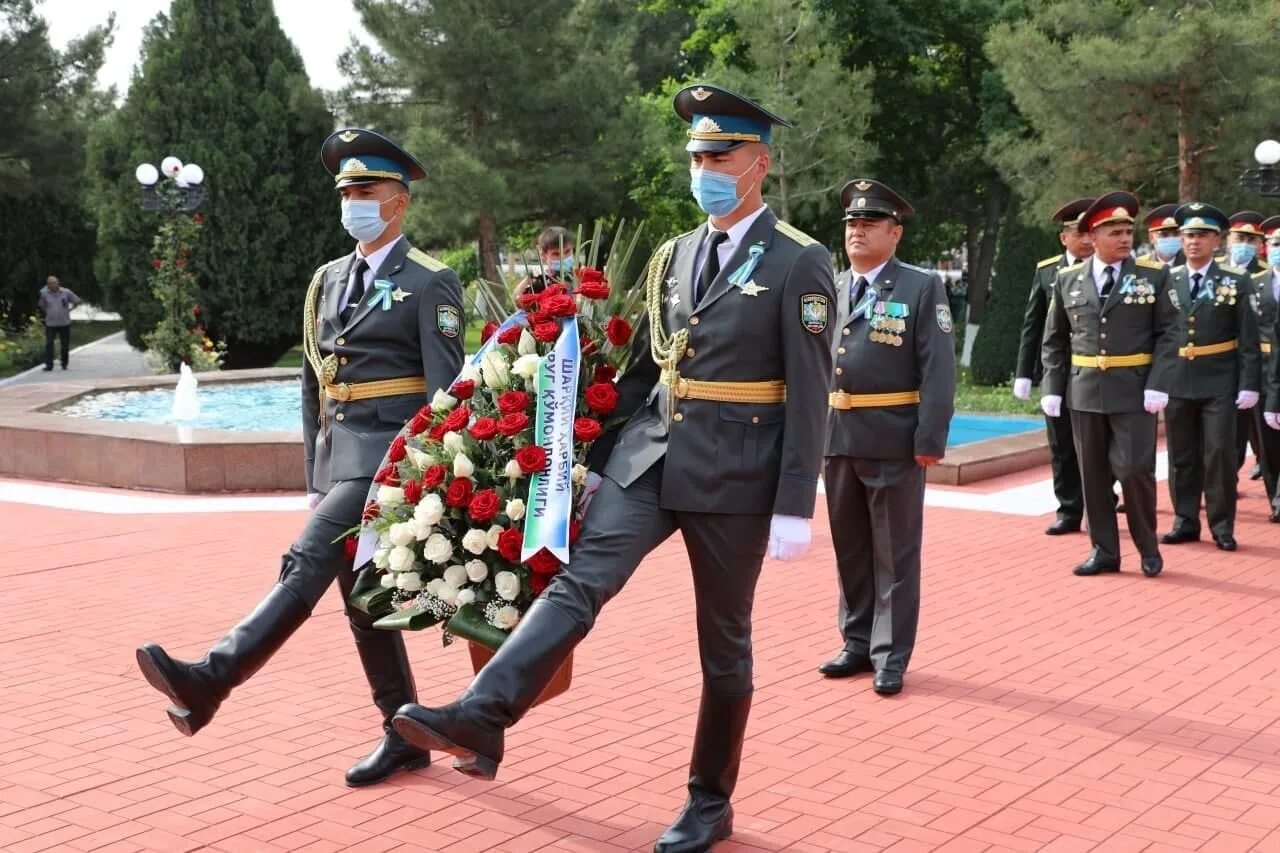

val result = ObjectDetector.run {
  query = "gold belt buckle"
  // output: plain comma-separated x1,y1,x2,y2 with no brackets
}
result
333,383,352,402
830,391,850,409
1095,355,1109,371
672,377,690,399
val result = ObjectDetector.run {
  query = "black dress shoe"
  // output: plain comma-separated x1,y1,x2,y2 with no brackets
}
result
1073,557,1120,576
393,702,503,781
1141,555,1163,577
873,670,903,695
1160,528,1200,545
1214,535,1238,552
345,732,429,787
653,795,733,852
1270,508,1280,523
1045,518,1082,536
1251,463,1263,481
817,650,872,678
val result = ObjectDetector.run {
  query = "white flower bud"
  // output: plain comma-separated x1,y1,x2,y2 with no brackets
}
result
376,485,405,507
430,388,457,412
422,533,453,565
388,522,415,548
505,498,526,521
437,583,460,605
397,572,423,592
409,517,433,541
379,572,396,588
456,587,477,606
504,459,524,479
442,431,466,454
512,353,542,380
481,349,511,390
372,546,390,569
486,524,504,550
572,464,587,486
415,493,444,525
462,527,489,555
388,545,415,573
492,605,521,630
406,446,432,470
426,578,444,596
465,559,488,582
443,564,468,587
453,453,475,479
459,363,483,387
518,329,538,355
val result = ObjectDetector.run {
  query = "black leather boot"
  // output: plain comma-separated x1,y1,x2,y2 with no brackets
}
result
392,598,583,780
136,584,310,736
653,688,752,853
343,591,429,787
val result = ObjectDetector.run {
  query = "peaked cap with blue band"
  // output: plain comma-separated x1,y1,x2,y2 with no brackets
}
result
320,127,426,188
674,83,794,153
1174,202,1228,234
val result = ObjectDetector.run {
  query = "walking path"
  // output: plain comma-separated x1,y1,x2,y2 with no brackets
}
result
0,331,150,390
3,463,1280,851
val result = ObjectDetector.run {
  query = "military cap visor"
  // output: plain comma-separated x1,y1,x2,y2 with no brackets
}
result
1143,203,1179,232
1174,202,1227,234
675,84,793,152
1051,197,1094,228
1079,191,1139,232
1261,215,1280,239
840,178,914,221
321,128,426,188
1228,210,1266,237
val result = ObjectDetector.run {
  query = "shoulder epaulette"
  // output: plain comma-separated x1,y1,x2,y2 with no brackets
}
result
1062,260,1086,272
1037,254,1064,269
1170,265,1186,273
1136,257,1163,270
1252,269,1269,281
775,220,818,247
314,256,345,277
407,247,447,272
1219,263,1246,276
895,260,933,277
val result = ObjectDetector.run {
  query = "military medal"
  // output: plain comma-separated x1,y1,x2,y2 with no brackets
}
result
391,287,410,303
739,280,768,296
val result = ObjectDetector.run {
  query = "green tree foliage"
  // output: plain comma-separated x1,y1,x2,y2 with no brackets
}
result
970,194,1057,385
987,0,1280,219
85,0,343,366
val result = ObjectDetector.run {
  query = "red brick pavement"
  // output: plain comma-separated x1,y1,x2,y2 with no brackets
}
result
3,468,1280,852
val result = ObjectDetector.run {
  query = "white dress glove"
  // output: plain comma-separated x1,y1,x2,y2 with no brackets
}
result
307,492,323,510
579,472,603,514
1040,395,1062,418
1013,377,1032,400
1236,390,1260,411
1266,412,1280,431
767,514,811,562
1143,390,1169,414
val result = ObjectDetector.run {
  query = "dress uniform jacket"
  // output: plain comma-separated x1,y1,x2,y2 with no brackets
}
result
302,235,465,493
1016,254,1072,383
1256,271,1280,411
1165,262,1260,400
600,208,836,517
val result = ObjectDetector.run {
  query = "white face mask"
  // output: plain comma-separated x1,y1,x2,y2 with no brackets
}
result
340,194,404,242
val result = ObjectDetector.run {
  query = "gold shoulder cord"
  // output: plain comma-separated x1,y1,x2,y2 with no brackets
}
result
643,239,682,422
302,265,338,430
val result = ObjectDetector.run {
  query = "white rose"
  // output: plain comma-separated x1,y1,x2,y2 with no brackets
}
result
422,533,453,565
397,572,423,592
492,605,521,630
437,583,460,605
518,329,538,355
406,446,432,470
505,498,526,521
494,570,521,601
430,388,457,412
377,485,405,507
409,516,433,541
504,459,524,479
456,587,477,606
415,493,444,525
462,527,488,555
426,578,444,596
572,464,587,486
481,350,511,390
388,545,416,573
465,559,488,582
443,431,466,454
486,524,504,550
512,353,542,380
453,453,475,479
372,546,391,569
388,522,416,548
443,563,469,586
459,363,483,387
379,572,396,588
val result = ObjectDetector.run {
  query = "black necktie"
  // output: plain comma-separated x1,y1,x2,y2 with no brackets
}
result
342,259,369,323
697,231,729,302
1192,272,1204,300
1100,265,1115,299
851,275,869,314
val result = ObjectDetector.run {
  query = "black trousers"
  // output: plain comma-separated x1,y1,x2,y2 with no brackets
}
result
1047,406,1084,523
1166,396,1238,538
44,324,70,368
1070,409,1159,564
1252,406,1280,510
823,456,925,674
543,462,769,696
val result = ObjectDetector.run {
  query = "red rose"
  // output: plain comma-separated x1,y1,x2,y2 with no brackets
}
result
441,406,471,433
530,573,549,595
450,380,476,401
408,409,432,436
428,422,447,442
526,310,551,326
517,290,541,310
151,258,162,269
541,282,569,298
445,477,473,508
526,548,561,575
422,465,447,490
580,335,598,358
576,272,609,299
362,501,380,522
570,519,581,545
388,435,407,463
481,321,499,343
585,381,619,416
573,417,602,443
373,464,400,486
402,479,423,504
594,364,617,383
343,536,358,560
498,413,530,437
532,320,560,343
515,445,548,474
468,488,500,523
469,417,499,441
497,325,522,345
497,527,523,562
606,316,632,346
578,267,604,285
542,294,577,317
497,391,531,415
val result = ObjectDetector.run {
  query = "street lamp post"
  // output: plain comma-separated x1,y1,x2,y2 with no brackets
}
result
135,156,207,212
1238,139,1280,198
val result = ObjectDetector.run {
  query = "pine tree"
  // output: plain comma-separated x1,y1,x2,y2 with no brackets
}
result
85,0,344,366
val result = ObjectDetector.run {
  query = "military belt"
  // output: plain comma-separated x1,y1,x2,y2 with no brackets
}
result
1070,353,1153,371
828,390,921,410
659,371,786,404
1177,339,1236,360
324,376,427,402
1263,342,1273,354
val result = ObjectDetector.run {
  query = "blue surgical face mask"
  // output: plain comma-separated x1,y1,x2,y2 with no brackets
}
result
1268,245,1280,267
1229,242,1258,268
1155,236,1182,258
548,256,575,275
341,194,402,243
689,159,760,217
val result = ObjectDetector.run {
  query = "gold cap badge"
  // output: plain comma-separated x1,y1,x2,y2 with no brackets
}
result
854,181,872,191
691,87,712,101
338,131,360,143
693,116,722,133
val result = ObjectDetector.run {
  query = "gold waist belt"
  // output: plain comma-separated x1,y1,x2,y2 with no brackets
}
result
659,371,786,404
1262,342,1273,354
1071,353,1153,371
324,376,427,402
1178,339,1237,360
829,390,921,410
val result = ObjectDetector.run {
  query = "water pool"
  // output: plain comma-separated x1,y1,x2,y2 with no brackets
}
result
56,380,302,432
948,413,1041,447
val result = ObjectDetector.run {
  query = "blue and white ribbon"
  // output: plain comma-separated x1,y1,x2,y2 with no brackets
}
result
727,245,766,287
366,279,396,311
521,316,581,563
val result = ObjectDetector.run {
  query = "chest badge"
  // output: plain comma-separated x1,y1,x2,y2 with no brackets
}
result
739,280,769,297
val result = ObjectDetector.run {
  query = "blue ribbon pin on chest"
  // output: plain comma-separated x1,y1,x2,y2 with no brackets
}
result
367,279,411,311
728,244,768,296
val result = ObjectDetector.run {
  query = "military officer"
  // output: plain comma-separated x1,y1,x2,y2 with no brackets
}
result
817,179,955,696
1159,204,1260,550
386,84,835,853
1222,211,1269,274
1013,198,1094,535
1137,203,1185,267
1254,218,1280,521
136,129,465,787
1041,191,1179,577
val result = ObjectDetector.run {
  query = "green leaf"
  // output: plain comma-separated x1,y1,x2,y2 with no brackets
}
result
372,606,443,631
445,603,509,650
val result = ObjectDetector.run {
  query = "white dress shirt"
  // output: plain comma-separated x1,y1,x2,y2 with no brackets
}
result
1091,256,1121,295
692,203,770,286
342,238,398,311
1187,261,1212,298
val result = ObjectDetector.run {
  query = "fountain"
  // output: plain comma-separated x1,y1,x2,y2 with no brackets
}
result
172,363,200,420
